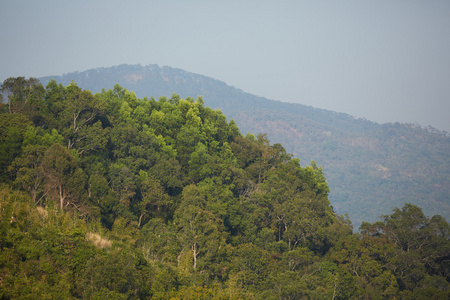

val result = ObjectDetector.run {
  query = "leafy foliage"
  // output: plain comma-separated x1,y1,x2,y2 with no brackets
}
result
39,64,450,228
0,77,448,298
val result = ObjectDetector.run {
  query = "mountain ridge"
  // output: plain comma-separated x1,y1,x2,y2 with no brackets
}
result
39,64,450,227
41,64,449,136
41,65,365,126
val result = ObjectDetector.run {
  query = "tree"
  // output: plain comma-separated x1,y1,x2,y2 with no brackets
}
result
136,218,179,263
175,184,228,277
1,77,44,118
41,143,85,210
57,83,107,152
360,204,450,294
11,127,65,203
12,144,46,204
137,170,170,227
148,154,183,196
230,243,276,291
0,114,33,183
108,163,136,218
330,234,399,298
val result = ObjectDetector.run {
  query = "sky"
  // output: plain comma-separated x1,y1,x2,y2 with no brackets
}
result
1,0,450,132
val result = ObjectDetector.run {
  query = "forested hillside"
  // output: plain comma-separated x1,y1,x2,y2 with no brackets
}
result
0,77,449,299
39,64,450,227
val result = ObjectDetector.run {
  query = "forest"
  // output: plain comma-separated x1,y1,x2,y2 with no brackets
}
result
0,77,449,299
39,64,450,228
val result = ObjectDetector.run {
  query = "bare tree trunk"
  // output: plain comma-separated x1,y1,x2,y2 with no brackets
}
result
138,214,143,228
192,243,197,270
59,185,65,210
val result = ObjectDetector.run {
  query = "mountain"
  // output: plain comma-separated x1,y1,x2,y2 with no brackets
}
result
39,64,450,227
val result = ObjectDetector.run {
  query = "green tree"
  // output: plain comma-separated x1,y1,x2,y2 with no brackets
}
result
136,218,179,263
230,243,277,291
1,77,44,120
148,154,183,196
330,234,399,299
56,83,107,152
10,127,64,203
137,170,170,227
175,184,228,277
0,114,33,183
41,143,85,210
108,163,136,218
360,204,450,295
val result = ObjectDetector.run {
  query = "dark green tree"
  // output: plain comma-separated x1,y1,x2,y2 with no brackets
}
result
41,143,85,211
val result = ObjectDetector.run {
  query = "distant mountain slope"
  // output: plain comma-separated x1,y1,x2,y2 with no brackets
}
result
39,64,450,227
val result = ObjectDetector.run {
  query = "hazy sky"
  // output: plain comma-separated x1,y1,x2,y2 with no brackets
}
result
1,0,450,132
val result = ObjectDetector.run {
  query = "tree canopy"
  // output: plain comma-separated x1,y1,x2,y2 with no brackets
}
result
0,77,448,299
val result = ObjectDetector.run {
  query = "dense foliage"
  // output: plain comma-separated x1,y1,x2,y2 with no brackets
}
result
39,64,450,228
1,77,449,299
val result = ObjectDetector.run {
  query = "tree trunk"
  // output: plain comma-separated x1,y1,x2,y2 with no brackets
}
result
192,243,197,270
138,214,144,228
59,184,65,210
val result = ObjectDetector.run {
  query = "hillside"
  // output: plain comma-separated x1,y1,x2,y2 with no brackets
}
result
1,78,449,298
39,64,450,227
